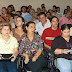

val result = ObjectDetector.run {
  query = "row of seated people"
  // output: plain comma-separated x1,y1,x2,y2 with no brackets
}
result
0,5,72,29
0,17,72,72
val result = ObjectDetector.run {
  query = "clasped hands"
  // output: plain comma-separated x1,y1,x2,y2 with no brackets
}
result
23,54,38,64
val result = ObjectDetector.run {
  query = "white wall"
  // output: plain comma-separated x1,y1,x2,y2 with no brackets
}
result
0,0,72,13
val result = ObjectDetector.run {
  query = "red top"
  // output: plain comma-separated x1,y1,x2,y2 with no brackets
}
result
42,27,61,49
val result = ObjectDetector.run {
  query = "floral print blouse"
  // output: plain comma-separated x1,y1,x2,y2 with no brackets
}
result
18,33,43,57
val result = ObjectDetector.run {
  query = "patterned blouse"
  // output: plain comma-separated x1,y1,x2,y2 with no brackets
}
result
18,33,43,57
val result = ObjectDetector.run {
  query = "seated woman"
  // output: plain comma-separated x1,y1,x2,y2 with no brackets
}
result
51,24,72,72
11,16,26,42
0,22,18,72
18,21,47,72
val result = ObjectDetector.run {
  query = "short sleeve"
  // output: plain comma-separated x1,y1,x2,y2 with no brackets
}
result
51,38,58,53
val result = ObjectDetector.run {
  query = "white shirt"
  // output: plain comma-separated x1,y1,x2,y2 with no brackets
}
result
35,19,51,36
33,20,39,24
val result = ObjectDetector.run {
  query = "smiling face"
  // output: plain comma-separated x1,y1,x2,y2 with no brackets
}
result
62,29,70,38
1,26,10,36
2,8,7,15
51,17,58,28
26,23,35,34
16,17,24,27
39,14,47,24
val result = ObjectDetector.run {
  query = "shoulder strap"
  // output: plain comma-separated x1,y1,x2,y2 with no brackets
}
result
0,15,7,21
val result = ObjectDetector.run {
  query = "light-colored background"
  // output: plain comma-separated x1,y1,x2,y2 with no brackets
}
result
0,0,72,13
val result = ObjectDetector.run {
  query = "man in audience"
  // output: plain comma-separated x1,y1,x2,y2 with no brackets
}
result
35,12,51,36
67,6,71,11
42,16,61,49
21,6,32,21
52,6,60,18
0,7,11,22
59,11,72,28
56,7,63,17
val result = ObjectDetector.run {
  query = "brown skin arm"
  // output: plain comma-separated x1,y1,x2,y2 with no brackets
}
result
22,53,29,64
44,42,51,49
54,49,68,55
11,47,18,62
32,50,42,62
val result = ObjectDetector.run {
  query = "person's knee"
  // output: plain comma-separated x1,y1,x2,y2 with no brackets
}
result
56,58,71,72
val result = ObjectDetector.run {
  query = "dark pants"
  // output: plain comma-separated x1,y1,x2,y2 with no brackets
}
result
0,60,18,72
25,56,48,72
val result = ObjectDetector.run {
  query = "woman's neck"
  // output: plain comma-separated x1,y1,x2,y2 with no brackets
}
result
27,33,34,37
62,35,70,42
2,34,10,42
27,33,34,42
17,26,23,31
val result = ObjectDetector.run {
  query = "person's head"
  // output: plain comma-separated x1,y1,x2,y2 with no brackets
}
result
50,16,59,28
63,9,67,15
28,5,32,10
15,11,22,16
48,9,53,15
0,22,12,36
13,14,19,24
53,5,56,12
16,16,25,32
9,4,15,11
46,11,50,19
21,6,27,13
56,7,60,12
30,9,35,16
41,4,45,8
7,6,12,14
25,21,35,34
16,16,25,27
67,6,70,11
41,7,46,12
38,12,47,24
37,8,41,13
61,24,70,37
65,11,71,19
2,7,7,15
33,12,38,19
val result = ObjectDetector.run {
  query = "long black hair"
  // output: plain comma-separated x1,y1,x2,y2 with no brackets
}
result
16,16,25,32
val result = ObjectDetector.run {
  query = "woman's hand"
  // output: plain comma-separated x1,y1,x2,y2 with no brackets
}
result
11,54,16,62
61,49,68,54
32,55,38,62
55,49,68,54
32,57,37,62
70,48,72,54
22,53,29,64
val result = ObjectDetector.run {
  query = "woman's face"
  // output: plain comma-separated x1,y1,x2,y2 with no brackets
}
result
26,23,35,34
16,17,24,27
1,26,10,36
8,7,12,13
62,29,70,37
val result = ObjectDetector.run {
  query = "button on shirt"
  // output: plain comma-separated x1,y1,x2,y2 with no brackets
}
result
35,19,51,36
